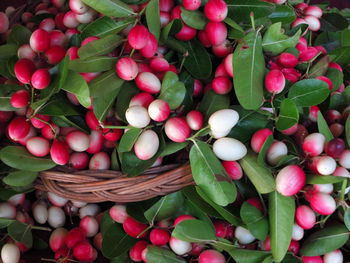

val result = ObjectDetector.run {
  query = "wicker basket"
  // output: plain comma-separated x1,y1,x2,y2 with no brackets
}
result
34,163,195,203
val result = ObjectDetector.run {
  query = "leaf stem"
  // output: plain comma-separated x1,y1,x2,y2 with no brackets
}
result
31,225,52,231
129,48,135,58
32,116,57,139
340,179,347,201
250,12,255,31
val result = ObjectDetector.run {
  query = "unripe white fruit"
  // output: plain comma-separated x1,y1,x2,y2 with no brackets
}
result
71,200,87,208
110,204,128,223
134,130,159,160
210,128,231,139
7,194,25,207
292,223,304,241
208,109,239,138
169,237,192,255
339,150,350,169
125,106,150,128
333,167,350,178
234,226,255,244
323,249,343,263
80,216,99,237
33,203,48,224
313,183,333,194
69,0,88,14
79,204,100,219
89,152,110,170
1,243,20,263
316,156,336,175
48,206,66,228
66,131,90,152
47,192,68,207
148,99,170,122
266,141,288,166
75,9,95,24
304,15,321,31
0,202,16,219
213,137,247,161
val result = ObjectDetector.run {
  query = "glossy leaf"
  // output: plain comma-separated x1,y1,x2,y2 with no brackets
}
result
0,44,18,60
180,8,207,30
329,47,350,66
3,171,38,187
0,218,14,229
288,79,329,107
161,19,182,43
146,246,186,263
51,115,89,133
227,249,271,263
268,5,295,24
38,96,80,116
8,221,33,248
119,128,142,153
0,84,22,111
320,13,349,32
226,0,275,22
262,23,301,56
172,219,216,242
317,111,334,142
146,0,160,40
69,56,117,73
257,135,274,166
161,142,189,157
7,25,31,46
326,67,344,92
0,146,56,172
240,151,275,194
81,0,135,18
314,32,341,52
189,140,236,206
300,224,349,256
225,17,245,39
240,202,268,241
305,174,345,185
144,191,184,223
309,55,331,77
111,148,120,171
159,72,186,109
89,69,124,98
62,70,91,108
276,98,299,131
345,208,350,231
269,191,295,262
233,30,265,110
78,34,123,59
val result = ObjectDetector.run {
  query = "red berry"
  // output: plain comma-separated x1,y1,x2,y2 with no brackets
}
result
250,128,273,153
205,21,227,46
164,117,191,142
128,25,149,50
276,165,305,196
31,69,51,90
65,227,86,248
14,59,35,84
150,228,170,246
8,117,30,141
116,57,138,81
50,139,70,165
11,90,29,108
123,217,148,238
73,241,98,262
265,70,285,94
30,29,50,52
204,0,228,22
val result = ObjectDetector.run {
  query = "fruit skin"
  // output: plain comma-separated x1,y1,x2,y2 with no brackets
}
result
251,128,273,153
14,59,35,84
186,110,203,131
66,131,90,152
183,0,201,11
89,152,110,170
1,243,20,263
148,99,170,122
174,215,195,226
310,192,336,215
164,117,191,142
109,204,128,224
169,237,192,255
212,76,232,95
30,29,50,52
302,133,325,157
292,223,304,241
65,227,86,248
265,70,285,94
125,106,151,128
8,117,31,141
73,241,98,262
0,202,16,219
116,57,138,81
50,140,70,165
302,256,323,263
316,156,336,175
204,0,228,22
205,21,227,46
0,12,9,34
208,109,239,138
79,216,99,237
325,138,345,158
49,228,68,252
266,140,288,166
277,53,298,68
234,226,255,244
213,137,247,161
276,165,305,196
323,249,343,263
134,129,160,161
31,69,51,90
128,25,149,49
123,217,148,238
129,240,148,262
135,72,161,94
295,205,315,230
199,250,226,263
149,228,170,246
26,137,50,157
222,160,242,180
48,206,66,228
11,90,29,108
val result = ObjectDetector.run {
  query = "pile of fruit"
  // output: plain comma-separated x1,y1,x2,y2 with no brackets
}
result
0,0,350,262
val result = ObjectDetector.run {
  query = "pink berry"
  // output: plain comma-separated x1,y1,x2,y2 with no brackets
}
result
212,76,232,95
204,0,227,22
66,131,90,152
165,117,191,142
266,140,288,166
174,215,195,226
39,18,55,32
199,250,225,263
310,192,336,215
128,25,149,50
11,90,29,108
30,29,50,52
116,57,138,81
291,18,307,29
265,70,285,94
73,241,98,262
302,256,323,263
299,47,319,62
288,240,299,255
67,47,79,60
214,221,228,238
65,227,86,248
26,137,50,157
150,57,170,72
31,69,51,90
304,15,321,31
223,53,233,77
140,33,158,58
68,152,89,170
81,36,99,47
0,12,9,33
212,40,232,58
251,128,273,153
86,130,104,154
316,76,333,91
49,228,68,252
80,216,99,237
63,11,79,28
109,204,128,224
148,99,170,122
175,24,197,41
329,62,342,72
198,30,211,48
69,0,88,14
17,44,36,61
102,125,122,142
49,30,67,47
302,133,325,157
89,152,110,170
222,160,242,180
123,217,148,238
14,59,35,84
30,114,50,129
295,205,315,230
304,5,323,18
150,228,170,246
129,240,148,262
129,93,154,108
281,124,298,135
41,123,60,140
205,22,227,46
186,110,203,131
135,72,161,94
277,53,298,68
169,237,192,255
330,123,344,138
183,0,201,10
85,110,100,130
160,12,171,27
134,130,160,160
45,45,66,65
276,165,305,196
8,117,30,141
50,139,70,165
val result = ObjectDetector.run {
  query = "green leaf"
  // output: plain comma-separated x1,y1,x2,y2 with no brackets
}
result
315,32,341,53
268,5,295,24
227,249,271,263
342,29,350,47
161,142,189,157
7,25,31,46
160,19,182,43
225,17,245,39
288,79,329,107
127,200,156,224
257,135,274,166
100,211,115,237
0,146,56,172
269,191,295,262
262,23,301,56
38,96,80,116
233,30,265,110
111,148,120,171
8,221,33,248
326,67,344,92
309,55,331,77
144,191,184,223
0,84,22,111
81,16,133,39
69,56,117,73
0,218,15,229
183,40,212,80
159,71,186,109
51,115,89,133
300,224,349,256
226,0,275,23
0,44,18,60
305,174,346,185
119,128,142,153
240,151,275,194
317,111,334,142
80,0,135,18
329,47,350,66
180,8,207,30
345,208,350,231
102,222,137,259
189,140,236,206
62,71,90,108
89,69,124,98
276,98,299,131
172,219,216,243
197,90,230,121
346,115,350,147
146,0,160,40
78,34,123,59
115,82,140,122
33,236,48,250
146,246,186,263
320,13,349,32
196,187,242,226
3,171,38,187
240,202,268,241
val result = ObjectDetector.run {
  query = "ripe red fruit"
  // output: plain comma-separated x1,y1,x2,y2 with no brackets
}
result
30,29,50,52
45,45,66,65
67,47,79,60
85,110,100,130
277,53,298,68
11,90,29,108
302,256,323,263
14,59,35,84
129,240,148,262
140,33,158,58
30,114,50,129
186,110,203,131
205,22,227,46
222,161,242,180
204,0,228,22
135,72,161,94
41,123,60,140
175,24,197,41
250,128,273,153
65,227,86,248
39,18,55,32
149,228,170,246
174,215,195,226
128,25,149,50
199,250,225,263
66,131,90,152
329,62,342,72
148,99,170,122
316,76,333,91
123,217,148,238
0,12,9,34
50,140,70,165
68,152,89,170
116,57,138,81
86,130,104,154
302,133,325,157
79,216,99,237
89,152,110,170
63,11,79,28
129,93,154,108
304,5,323,18
31,69,51,90
49,228,68,252
276,165,305,196
246,198,264,212
310,192,336,215
265,70,285,94
102,126,123,142
164,117,191,142
198,30,211,48
150,57,170,72
183,0,201,10
73,241,98,262
288,240,299,254
26,137,50,157
212,76,232,94
49,30,67,47
8,117,30,141
214,221,228,238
